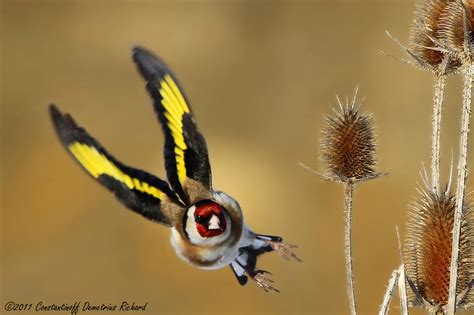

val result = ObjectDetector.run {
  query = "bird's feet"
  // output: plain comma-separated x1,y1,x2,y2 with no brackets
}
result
268,241,302,262
249,270,280,293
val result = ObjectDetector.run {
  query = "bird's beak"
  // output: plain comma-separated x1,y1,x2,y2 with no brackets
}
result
208,214,222,230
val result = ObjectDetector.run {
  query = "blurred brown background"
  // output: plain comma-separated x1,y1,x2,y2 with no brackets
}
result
2,1,473,314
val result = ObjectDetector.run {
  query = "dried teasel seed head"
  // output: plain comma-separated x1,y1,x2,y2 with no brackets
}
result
319,91,378,183
404,183,474,311
410,0,451,65
438,0,474,58
409,0,463,72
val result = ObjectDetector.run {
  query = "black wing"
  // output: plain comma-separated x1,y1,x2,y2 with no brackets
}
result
49,104,183,226
132,46,212,204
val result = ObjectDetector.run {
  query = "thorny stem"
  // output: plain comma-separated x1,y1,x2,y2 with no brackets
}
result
378,268,400,315
344,182,357,315
447,63,473,315
431,74,446,195
395,228,408,315
398,265,409,315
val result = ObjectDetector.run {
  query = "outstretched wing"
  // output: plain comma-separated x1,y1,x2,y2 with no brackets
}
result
49,104,183,226
132,47,212,204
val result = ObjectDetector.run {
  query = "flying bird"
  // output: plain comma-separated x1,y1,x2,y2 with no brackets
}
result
49,46,300,292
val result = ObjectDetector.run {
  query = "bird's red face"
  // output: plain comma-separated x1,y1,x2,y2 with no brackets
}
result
193,201,227,238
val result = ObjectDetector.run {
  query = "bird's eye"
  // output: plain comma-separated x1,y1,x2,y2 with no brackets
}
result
195,215,205,224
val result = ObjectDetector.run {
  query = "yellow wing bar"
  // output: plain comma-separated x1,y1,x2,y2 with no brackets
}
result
159,74,190,184
68,142,164,200
132,46,213,203
49,103,183,227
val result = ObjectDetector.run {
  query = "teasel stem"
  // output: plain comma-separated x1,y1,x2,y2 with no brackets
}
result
398,265,409,315
378,267,400,315
379,227,409,315
395,226,409,315
343,182,357,315
431,73,447,195
447,62,473,315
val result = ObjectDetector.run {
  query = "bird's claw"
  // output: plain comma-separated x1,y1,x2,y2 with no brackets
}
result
250,270,279,293
268,241,302,262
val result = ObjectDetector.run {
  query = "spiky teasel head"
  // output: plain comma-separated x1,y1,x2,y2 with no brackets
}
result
407,0,465,74
438,0,474,61
409,0,452,65
404,181,474,311
319,91,380,184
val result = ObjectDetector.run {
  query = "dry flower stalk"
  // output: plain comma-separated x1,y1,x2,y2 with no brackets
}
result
398,265,409,315
378,264,409,315
448,61,473,314
404,182,474,313
431,74,447,195
379,267,401,315
343,182,356,315
437,2,474,313
320,90,382,315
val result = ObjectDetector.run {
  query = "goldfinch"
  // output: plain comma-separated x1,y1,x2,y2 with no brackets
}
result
49,46,300,292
